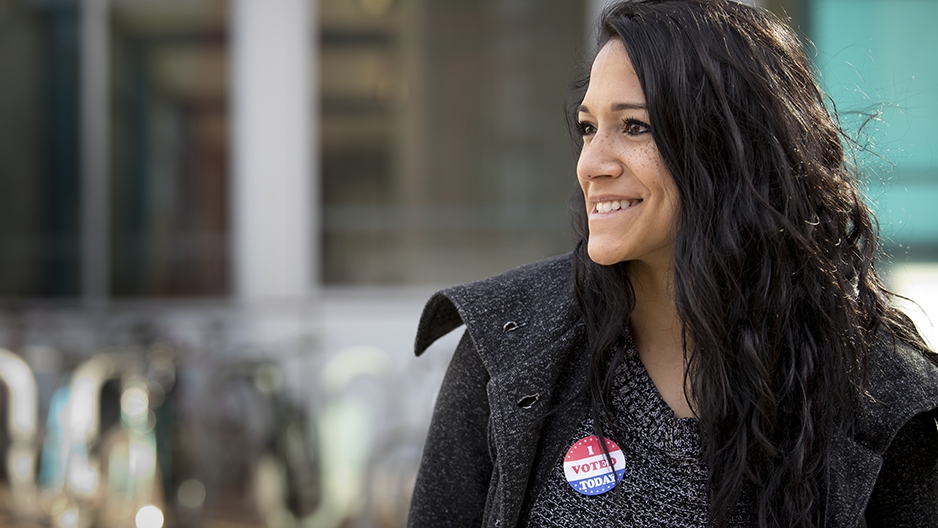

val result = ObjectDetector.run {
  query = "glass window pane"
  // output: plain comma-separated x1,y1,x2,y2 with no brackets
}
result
0,0,80,297
321,0,586,285
811,0,938,255
110,0,230,296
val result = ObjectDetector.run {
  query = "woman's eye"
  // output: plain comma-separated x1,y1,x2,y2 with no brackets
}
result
623,119,651,135
577,121,596,136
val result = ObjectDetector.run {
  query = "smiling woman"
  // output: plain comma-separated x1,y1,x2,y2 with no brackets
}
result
408,1,938,527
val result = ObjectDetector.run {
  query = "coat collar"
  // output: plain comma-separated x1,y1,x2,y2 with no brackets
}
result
416,253,587,526
825,338,938,525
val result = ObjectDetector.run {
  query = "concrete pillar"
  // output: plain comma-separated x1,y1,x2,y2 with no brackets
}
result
586,0,617,47
80,0,110,305
231,0,317,301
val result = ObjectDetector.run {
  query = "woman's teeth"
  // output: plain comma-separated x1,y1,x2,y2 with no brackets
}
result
595,199,638,213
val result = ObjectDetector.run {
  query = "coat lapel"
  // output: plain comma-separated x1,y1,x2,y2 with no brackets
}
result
485,319,587,526
429,254,584,526
826,432,883,527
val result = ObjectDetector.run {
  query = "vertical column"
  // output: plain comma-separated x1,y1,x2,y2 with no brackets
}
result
396,0,429,272
586,0,617,47
80,0,110,305
231,0,317,301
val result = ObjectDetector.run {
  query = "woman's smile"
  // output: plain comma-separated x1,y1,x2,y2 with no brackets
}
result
590,198,643,216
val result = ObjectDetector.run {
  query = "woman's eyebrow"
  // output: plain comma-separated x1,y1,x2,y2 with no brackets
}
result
577,102,647,114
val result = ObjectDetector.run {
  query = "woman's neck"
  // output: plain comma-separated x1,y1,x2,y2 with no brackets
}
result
628,261,681,346
628,261,695,418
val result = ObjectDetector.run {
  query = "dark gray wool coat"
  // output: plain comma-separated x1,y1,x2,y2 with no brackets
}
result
408,253,938,528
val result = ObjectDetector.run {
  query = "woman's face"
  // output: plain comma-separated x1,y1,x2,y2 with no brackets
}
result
576,39,680,269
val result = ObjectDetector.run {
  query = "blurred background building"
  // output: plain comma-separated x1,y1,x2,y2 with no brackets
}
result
0,0,934,526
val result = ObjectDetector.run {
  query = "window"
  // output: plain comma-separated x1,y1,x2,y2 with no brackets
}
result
320,0,586,285
811,0,938,256
0,1,80,296
110,0,230,296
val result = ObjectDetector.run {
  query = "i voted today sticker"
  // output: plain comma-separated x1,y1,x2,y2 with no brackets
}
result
563,435,625,496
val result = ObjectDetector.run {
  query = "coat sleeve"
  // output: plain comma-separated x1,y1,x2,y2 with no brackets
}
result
864,409,938,527
408,330,494,527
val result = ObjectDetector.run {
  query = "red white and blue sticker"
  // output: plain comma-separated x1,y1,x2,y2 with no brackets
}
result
563,435,625,496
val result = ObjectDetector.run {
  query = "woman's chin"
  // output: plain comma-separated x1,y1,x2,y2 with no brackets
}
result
586,246,624,267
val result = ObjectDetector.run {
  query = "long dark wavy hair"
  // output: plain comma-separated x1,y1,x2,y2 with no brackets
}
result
568,1,933,526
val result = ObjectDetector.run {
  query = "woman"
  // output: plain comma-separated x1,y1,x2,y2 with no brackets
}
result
408,1,938,526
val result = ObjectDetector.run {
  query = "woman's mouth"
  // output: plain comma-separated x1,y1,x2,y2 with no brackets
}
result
592,199,641,214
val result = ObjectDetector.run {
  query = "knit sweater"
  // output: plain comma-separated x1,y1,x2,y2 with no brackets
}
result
527,340,755,526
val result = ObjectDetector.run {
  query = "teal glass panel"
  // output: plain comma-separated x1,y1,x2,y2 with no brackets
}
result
811,0,938,253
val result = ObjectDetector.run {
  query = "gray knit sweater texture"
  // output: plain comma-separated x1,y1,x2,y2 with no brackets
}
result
527,342,755,527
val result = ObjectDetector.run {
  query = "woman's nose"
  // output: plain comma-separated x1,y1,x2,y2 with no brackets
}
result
577,136,621,180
